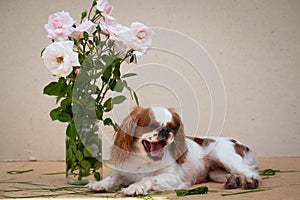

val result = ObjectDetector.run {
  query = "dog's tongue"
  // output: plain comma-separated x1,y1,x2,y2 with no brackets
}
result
149,142,164,157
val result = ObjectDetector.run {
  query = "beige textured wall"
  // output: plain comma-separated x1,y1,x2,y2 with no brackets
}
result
0,0,299,161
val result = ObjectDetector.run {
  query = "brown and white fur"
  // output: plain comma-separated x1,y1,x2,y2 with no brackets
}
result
87,105,260,196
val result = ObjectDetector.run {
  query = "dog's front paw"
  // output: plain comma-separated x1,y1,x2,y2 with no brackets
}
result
122,183,148,196
225,174,242,189
243,176,260,189
86,180,113,192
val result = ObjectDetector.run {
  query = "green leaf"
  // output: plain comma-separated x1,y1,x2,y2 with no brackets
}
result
83,148,92,157
78,53,85,64
81,160,91,170
60,98,72,110
50,108,61,121
101,65,112,83
133,91,139,106
66,84,73,97
121,73,137,79
92,160,102,170
57,112,72,123
44,78,68,98
69,140,77,153
113,80,124,92
83,31,89,40
73,38,78,46
66,147,73,162
66,123,77,140
75,150,84,162
108,79,117,91
175,186,208,196
43,82,60,96
113,60,121,79
94,172,101,181
112,95,126,105
96,104,103,120
122,80,128,88
81,10,87,19
130,55,135,63
103,118,113,126
95,38,101,47
103,98,113,112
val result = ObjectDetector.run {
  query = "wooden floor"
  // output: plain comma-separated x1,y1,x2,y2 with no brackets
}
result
0,158,299,199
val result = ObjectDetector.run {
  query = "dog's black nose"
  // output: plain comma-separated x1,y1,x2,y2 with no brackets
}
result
159,127,170,139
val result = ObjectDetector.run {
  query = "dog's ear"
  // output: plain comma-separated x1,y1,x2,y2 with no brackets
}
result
110,106,147,164
168,108,188,165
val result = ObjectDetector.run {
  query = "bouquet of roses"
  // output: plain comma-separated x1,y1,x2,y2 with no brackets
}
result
41,0,153,183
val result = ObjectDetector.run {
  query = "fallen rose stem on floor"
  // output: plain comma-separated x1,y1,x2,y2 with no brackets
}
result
6,169,34,174
221,189,268,196
0,181,48,187
0,183,98,199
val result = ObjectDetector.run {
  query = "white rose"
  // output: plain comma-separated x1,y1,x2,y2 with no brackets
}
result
42,41,80,78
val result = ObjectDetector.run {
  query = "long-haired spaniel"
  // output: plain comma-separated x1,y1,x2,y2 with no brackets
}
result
87,105,260,196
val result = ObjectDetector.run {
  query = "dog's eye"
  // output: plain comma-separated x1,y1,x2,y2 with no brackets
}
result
169,125,178,132
166,122,178,132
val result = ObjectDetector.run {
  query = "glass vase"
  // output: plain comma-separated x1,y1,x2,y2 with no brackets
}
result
65,55,105,185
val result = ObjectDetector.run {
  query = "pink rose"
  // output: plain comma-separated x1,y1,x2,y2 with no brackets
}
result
130,22,153,52
100,16,123,37
112,22,153,57
96,0,113,16
71,20,97,39
45,11,75,41
42,41,80,78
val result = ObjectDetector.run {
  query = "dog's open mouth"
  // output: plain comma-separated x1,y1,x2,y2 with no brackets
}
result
142,140,167,160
